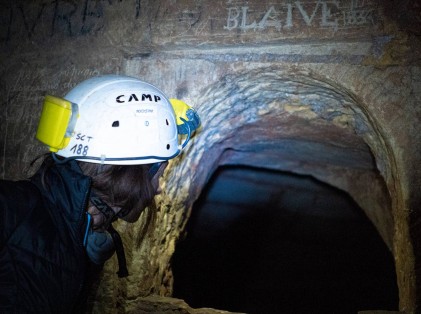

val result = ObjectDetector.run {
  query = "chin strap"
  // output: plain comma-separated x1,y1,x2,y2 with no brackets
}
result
107,224,129,278
89,191,129,278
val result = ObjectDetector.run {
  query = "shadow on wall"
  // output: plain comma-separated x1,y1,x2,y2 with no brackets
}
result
171,166,399,314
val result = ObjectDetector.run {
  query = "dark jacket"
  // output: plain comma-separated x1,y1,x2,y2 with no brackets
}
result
0,159,92,313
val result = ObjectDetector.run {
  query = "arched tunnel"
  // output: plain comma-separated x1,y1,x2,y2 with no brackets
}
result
171,166,398,313
162,67,401,313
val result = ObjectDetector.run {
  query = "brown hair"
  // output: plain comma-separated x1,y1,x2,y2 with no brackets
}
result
78,161,157,244
33,154,157,246
78,162,154,215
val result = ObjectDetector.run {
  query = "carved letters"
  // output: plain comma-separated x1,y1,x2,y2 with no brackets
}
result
224,0,377,32
0,0,379,43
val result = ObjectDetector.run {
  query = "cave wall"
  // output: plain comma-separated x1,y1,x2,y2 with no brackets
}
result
0,0,420,313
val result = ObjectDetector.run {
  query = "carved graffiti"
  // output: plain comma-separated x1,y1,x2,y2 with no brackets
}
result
0,0,135,42
224,0,377,32
0,0,381,44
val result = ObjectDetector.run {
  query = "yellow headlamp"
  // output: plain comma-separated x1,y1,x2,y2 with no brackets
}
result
170,99,190,126
169,98,201,135
36,95,77,152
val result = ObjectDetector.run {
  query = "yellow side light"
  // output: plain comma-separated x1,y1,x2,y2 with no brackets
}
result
36,95,72,152
169,98,190,126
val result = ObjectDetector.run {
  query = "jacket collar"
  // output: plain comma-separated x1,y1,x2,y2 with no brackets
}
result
31,156,92,246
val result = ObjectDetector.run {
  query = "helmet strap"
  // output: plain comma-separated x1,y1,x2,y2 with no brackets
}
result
179,117,192,150
90,191,117,229
89,191,129,277
148,162,163,180
107,224,129,278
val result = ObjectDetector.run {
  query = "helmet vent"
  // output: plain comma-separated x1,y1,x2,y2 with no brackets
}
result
166,144,170,150
166,119,169,126
112,121,120,127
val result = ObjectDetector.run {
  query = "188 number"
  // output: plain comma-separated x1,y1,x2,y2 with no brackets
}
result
70,144,89,156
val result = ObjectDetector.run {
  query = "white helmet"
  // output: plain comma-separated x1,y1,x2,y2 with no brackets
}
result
36,75,197,165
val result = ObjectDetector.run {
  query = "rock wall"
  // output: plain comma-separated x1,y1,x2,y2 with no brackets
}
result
0,0,420,313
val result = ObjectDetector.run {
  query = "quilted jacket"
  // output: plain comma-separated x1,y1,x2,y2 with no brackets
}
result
0,158,93,313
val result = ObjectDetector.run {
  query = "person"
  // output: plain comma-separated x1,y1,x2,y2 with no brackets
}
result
0,75,201,313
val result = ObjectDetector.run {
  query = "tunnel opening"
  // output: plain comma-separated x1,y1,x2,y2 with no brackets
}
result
171,165,399,314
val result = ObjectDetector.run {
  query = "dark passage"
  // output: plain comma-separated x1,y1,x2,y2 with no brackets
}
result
171,166,399,314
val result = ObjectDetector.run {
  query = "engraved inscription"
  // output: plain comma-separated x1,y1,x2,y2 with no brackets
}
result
224,0,378,32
